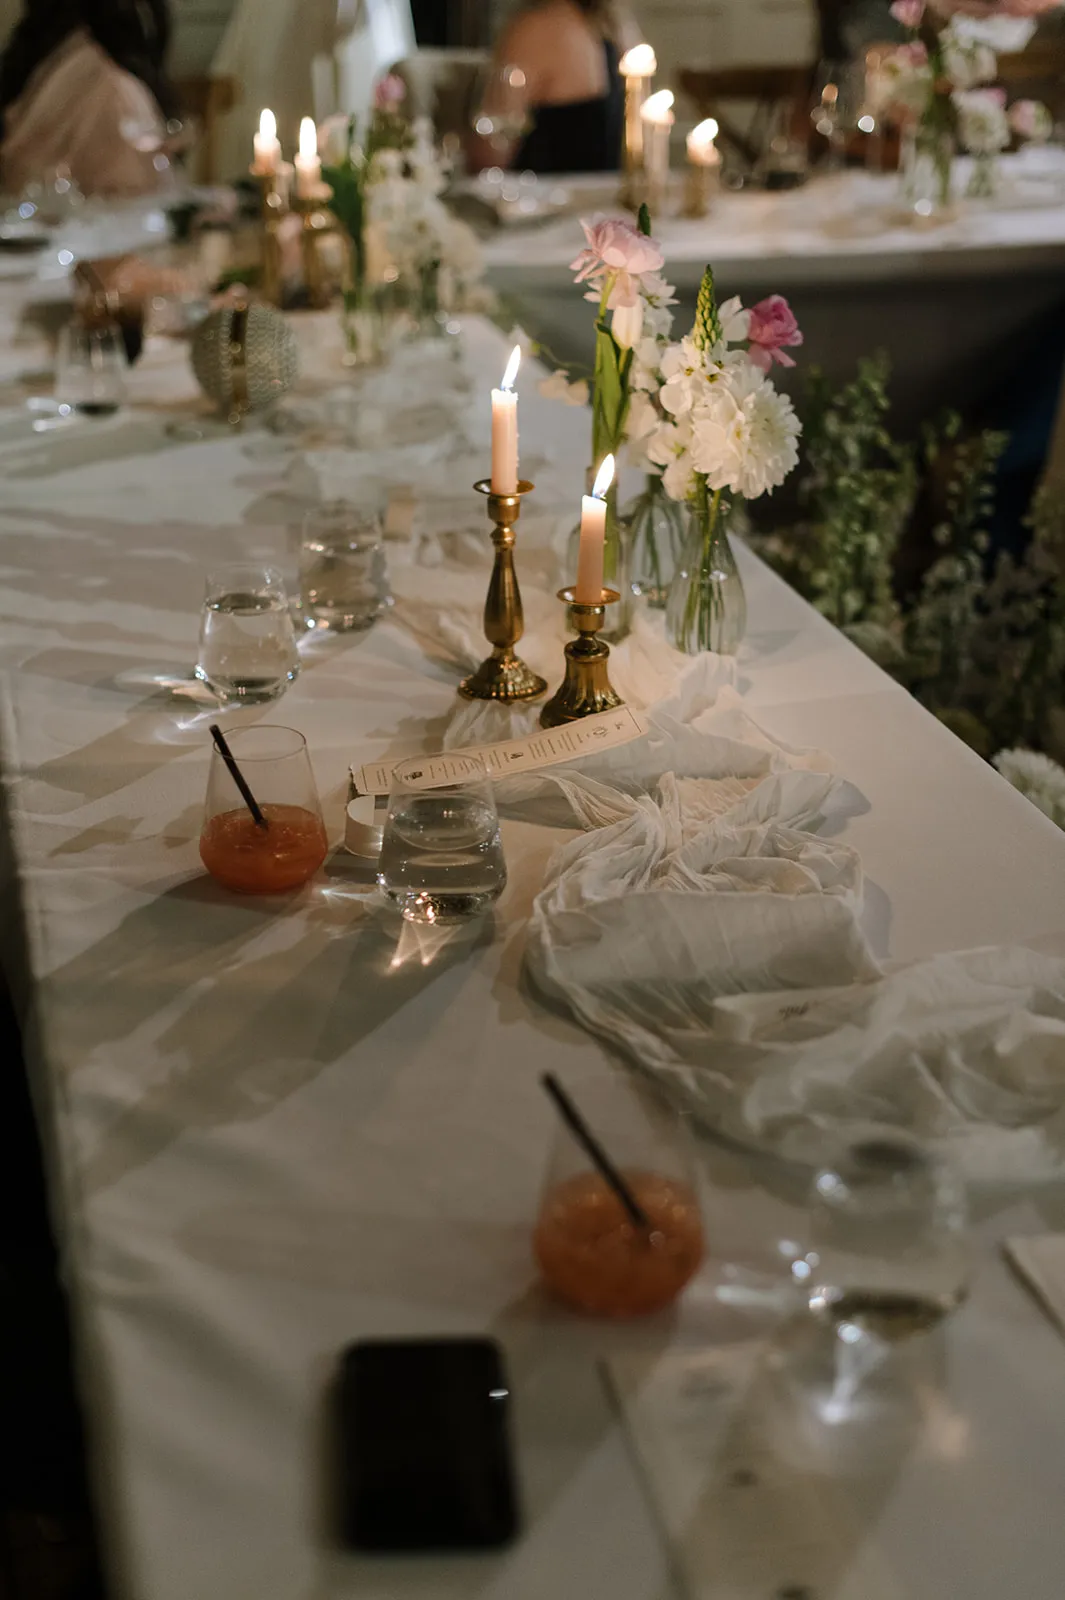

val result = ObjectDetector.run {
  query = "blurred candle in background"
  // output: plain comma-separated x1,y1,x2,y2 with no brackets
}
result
253,107,281,174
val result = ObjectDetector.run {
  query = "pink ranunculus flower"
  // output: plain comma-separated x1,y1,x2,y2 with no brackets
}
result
747,295,803,371
1009,97,1052,140
571,215,666,307
890,0,926,24
374,73,407,111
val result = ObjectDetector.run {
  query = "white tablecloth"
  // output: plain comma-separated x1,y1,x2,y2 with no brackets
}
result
3,308,1065,1600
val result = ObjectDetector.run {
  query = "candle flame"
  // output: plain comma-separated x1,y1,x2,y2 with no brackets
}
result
501,344,521,392
641,89,675,125
689,117,719,147
592,455,615,499
299,116,317,160
259,108,276,142
620,43,657,77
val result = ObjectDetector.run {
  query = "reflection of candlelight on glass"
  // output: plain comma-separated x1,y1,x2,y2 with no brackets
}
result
685,117,720,216
619,44,657,208
294,116,322,198
575,454,615,604
253,107,281,174
491,345,521,495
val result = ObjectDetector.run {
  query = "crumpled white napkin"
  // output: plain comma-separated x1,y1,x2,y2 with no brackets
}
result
521,659,1065,1184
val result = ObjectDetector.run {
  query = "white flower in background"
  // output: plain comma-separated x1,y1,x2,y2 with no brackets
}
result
993,749,1065,828
865,42,934,118
1010,98,1052,144
318,113,353,165
538,370,590,406
942,25,997,91
954,87,1010,153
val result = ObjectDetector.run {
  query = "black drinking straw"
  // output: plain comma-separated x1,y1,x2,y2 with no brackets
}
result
209,724,268,830
541,1074,650,1231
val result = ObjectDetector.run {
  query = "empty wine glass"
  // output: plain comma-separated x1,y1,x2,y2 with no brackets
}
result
299,501,391,633
55,322,127,418
378,753,506,923
783,1124,969,1422
471,63,532,153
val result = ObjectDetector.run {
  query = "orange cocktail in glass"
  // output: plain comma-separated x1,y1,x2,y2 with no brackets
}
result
199,725,328,895
535,1170,704,1317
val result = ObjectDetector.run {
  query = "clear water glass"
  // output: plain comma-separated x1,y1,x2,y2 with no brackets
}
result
299,501,391,633
802,1125,970,1341
378,753,506,923
56,322,127,417
195,563,299,705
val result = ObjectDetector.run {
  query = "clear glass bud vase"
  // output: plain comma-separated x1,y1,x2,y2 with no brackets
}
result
899,114,954,221
564,473,631,642
666,487,746,655
624,473,689,609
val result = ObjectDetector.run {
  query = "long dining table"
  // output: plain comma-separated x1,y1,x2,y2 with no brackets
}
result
2,282,1065,1600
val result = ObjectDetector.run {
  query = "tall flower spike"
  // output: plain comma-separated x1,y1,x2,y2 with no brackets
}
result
693,264,721,352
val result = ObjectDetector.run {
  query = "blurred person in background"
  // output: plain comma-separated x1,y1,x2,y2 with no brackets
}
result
0,0,174,197
469,0,639,173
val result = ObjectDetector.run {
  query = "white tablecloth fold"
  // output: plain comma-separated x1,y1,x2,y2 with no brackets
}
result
523,661,1065,1183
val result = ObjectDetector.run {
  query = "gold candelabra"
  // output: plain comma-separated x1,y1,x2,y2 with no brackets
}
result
683,161,719,219
620,73,651,210
252,167,287,307
294,192,343,310
540,588,624,728
459,480,548,703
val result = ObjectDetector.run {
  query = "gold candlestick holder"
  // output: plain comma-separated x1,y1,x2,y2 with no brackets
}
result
683,161,720,219
540,587,624,728
252,167,287,307
459,480,548,703
620,74,651,210
294,192,342,310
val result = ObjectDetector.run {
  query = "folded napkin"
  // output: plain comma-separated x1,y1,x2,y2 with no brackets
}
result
1005,1235,1065,1339
522,659,1065,1184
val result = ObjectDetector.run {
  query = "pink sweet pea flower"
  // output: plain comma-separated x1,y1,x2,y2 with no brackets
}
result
930,0,1062,14
571,215,666,308
890,0,926,24
747,295,803,371
374,73,406,111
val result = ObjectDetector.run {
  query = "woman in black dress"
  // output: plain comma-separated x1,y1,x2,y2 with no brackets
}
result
470,0,635,175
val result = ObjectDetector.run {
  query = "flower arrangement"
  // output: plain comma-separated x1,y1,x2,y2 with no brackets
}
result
321,78,485,358
873,0,1056,207
646,268,802,653
993,750,1065,829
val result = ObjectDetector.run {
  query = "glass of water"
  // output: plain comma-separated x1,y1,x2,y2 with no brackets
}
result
195,563,299,705
56,321,127,417
377,753,506,923
299,501,391,633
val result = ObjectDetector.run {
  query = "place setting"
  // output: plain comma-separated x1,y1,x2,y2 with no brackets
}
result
1,2,1065,1597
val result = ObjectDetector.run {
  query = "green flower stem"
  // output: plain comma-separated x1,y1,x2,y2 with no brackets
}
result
683,479,724,651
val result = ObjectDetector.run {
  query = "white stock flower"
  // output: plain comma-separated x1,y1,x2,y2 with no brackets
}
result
643,301,675,340
539,370,589,407
660,336,722,417
718,295,751,345
626,390,660,444
663,454,697,502
942,27,997,92
631,337,663,390
954,88,1010,153
993,749,1065,828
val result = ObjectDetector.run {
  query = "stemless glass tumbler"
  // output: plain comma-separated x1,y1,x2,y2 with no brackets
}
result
199,725,328,894
377,753,506,923
299,501,391,632
195,563,299,705
534,1079,705,1318
56,322,127,417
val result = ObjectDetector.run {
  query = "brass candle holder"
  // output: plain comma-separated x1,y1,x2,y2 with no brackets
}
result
252,167,287,307
540,588,624,728
459,480,548,703
683,160,720,219
294,191,342,310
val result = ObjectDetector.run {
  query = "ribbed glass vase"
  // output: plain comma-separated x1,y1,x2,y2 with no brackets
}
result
666,487,747,656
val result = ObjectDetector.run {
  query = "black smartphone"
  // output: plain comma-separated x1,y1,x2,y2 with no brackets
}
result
336,1336,520,1552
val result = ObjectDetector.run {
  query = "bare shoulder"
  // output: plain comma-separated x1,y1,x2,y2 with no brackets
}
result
498,0,581,53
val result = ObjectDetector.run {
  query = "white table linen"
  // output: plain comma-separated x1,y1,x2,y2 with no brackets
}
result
2,308,1065,1600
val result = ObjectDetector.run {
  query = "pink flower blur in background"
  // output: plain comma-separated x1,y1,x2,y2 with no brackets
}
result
374,73,406,111
890,1,926,25
747,296,804,371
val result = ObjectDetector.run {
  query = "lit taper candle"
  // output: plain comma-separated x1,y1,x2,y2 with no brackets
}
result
491,345,521,495
294,116,322,199
253,108,281,175
574,455,615,603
